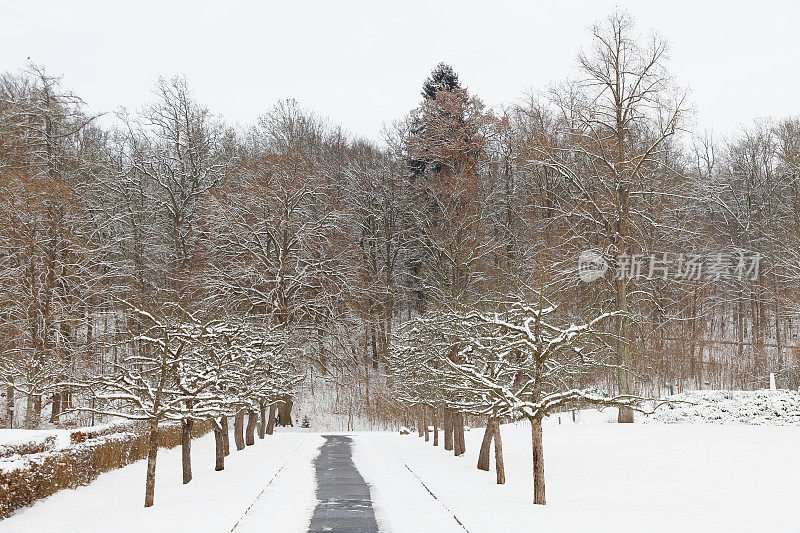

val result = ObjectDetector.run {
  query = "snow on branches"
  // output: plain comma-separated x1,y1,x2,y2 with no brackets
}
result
77,303,303,504
388,299,661,504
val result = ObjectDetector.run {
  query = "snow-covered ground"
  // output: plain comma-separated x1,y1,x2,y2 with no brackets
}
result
1,430,323,533
353,422,800,533
3,413,798,532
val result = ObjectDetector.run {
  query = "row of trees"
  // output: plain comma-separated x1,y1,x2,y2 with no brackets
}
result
90,309,302,506
388,297,658,504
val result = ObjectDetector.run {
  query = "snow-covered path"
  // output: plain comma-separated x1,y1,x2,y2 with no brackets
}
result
352,433,470,532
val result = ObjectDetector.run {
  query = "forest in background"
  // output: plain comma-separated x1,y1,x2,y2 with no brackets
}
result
1,11,799,438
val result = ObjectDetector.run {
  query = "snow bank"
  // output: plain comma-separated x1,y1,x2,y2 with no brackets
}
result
648,389,800,425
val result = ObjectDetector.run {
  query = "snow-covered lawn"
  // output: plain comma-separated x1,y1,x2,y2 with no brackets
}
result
354,422,800,533
1,431,323,533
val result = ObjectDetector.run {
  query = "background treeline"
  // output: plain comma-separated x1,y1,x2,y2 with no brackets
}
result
1,12,799,433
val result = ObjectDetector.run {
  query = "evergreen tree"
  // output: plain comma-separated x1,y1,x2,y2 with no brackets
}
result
421,62,461,100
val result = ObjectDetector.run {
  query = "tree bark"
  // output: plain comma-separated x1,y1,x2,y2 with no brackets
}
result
245,409,257,446
432,408,439,446
278,397,293,426
50,392,61,423
477,417,494,471
493,418,505,484
423,407,429,441
212,418,225,471
221,415,230,456
258,401,267,439
531,416,545,504
266,403,276,435
234,409,246,450
24,393,38,429
615,279,635,423
443,409,453,451
144,418,160,507
417,406,424,437
454,412,465,456
5,386,13,428
181,419,193,484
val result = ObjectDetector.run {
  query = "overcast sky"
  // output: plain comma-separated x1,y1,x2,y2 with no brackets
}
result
2,0,798,142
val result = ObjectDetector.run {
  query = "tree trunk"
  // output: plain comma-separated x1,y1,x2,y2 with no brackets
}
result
493,418,505,485
477,417,494,471
454,412,465,456
258,401,267,439
50,392,61,423
617,405,634,423
531,416,545,504
370,322,379,370
181,419,193,484
443,409,453,451
234,409,246,450
212,419,225,471
417,406,424,437
5,386,13,428
245,409,257,446
144,418,160,507
24,393,38,429
266,403,276,435
278,397,293,426
221,415,230,456
432,408,439,446
615,278,635,423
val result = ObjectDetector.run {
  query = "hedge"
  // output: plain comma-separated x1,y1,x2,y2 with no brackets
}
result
0,436,58,460
0,420,212,519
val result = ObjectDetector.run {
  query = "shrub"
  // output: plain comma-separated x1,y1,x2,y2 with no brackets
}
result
0,436,57,459
69,421,146,444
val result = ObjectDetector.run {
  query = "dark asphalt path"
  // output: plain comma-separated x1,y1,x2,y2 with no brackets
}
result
308,435,380,533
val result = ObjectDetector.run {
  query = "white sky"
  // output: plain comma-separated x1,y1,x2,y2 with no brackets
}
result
2,0,799,142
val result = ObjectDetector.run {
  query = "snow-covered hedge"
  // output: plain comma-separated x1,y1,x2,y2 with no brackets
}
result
69,420,146,445
0,435,58,460
0,421,211,519
650,390,800,425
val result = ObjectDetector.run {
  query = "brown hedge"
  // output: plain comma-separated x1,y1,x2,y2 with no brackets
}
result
0,420,212,519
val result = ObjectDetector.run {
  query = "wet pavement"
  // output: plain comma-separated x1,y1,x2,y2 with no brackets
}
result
307,435,380,533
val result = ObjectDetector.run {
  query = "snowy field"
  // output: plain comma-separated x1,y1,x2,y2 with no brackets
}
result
354,422,800,533
2,418,798,532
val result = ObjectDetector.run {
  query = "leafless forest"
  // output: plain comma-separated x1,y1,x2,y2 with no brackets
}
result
1,11,798,467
